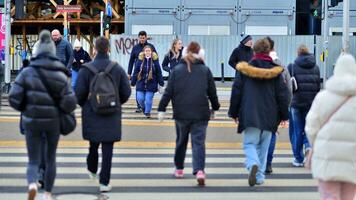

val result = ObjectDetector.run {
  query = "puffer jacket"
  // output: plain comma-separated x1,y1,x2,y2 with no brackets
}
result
9,53,77,134
305,56,356,184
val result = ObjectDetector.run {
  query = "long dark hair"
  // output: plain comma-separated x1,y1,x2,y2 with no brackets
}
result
138,45,154,81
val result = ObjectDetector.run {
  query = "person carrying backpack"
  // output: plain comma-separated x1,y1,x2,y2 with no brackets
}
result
75,37,131,192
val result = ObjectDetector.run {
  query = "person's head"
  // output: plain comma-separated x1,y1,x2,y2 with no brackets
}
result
94,36,110,54
297,44,309,56
265,36,275,51
253,38,271,55
51,29,61,42
73,39,82,52
33,30,56,57
333,54,356,77
241,33,253,47
143,45,153,58
171,38,183,53
138,31,148,44
182,41,205,72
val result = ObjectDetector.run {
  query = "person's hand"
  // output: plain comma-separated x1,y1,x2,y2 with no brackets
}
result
279,120,288,128
80,59,84,63
210,110,215,120
158,112,166,122
232,117,238,124
158,86,165,94
128,74,131,80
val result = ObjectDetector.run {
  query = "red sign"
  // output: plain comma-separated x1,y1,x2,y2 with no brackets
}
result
56,5,82,13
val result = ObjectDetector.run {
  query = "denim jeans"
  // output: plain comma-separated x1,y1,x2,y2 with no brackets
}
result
290,107,311,163
243,127,272,183
87,141,114,185
174,120,208,175
136,91,154,114
26,131,60,192
266,132,276,167
71,70,78,91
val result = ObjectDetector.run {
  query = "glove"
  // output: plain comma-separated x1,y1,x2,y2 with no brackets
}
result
158,112,166,122
158,86,165,94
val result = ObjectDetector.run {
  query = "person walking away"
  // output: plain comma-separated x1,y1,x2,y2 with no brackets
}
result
75,36,131,192
305,54,356,200
51,29,74,70
72,39,91,90
228,33,253,75
162,38,183,77
127,31,157,113
131,45,164,118
158,42,220,186
228,38,290,187
287,45,320,167
264,36,293,175
8,30,77,200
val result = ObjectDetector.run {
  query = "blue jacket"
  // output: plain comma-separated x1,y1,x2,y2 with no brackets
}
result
54,38,74,69
288,54,320,109
228,56,290,133
131,53,164,93
127,42,156,75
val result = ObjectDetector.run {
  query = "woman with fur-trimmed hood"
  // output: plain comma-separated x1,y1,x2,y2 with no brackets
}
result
131,45,164,118
228,38,290,187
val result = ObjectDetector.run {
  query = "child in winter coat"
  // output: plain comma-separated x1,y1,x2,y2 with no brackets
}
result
305,54,356,200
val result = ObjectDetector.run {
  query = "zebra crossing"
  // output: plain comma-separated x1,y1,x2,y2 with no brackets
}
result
0,145,320,200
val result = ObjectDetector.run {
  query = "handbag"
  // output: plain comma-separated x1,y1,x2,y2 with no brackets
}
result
290,64,298,92
305,96,351,170
33,67,76,136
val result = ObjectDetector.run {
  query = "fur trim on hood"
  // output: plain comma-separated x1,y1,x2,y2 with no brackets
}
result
236,62,284,79
138,52,159,61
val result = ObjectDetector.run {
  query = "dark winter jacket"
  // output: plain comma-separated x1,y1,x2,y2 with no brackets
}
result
54,38,74,69
228,43,253,71
128,41,156,75
162,49,183,75
72,47,91,71
287,54,320,109
131,53,164,93
158,59,220,120
9,53,77,134
75,53,131,142
228,55,290,133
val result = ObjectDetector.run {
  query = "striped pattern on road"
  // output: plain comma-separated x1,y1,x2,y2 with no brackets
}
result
0,146,319,199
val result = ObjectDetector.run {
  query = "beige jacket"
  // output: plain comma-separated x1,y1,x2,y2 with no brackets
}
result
305,54,356,183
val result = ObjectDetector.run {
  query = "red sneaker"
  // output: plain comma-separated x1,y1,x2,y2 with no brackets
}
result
174,169,184,178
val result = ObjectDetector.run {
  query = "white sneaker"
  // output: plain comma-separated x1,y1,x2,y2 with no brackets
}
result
292,159,304,167
88,171,97,179
41,193,53,200
100,184,112,193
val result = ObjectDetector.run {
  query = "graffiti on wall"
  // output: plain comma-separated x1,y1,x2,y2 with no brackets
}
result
114,36,139,55
14,36,37,57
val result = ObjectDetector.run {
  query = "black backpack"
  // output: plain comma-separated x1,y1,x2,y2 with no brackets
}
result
83,61,119,115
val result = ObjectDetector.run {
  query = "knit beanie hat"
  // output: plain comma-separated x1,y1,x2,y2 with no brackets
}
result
32,30,56,57
74,39,82,48
240,33,252,45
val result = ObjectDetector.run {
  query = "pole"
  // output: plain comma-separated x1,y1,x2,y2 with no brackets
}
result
4,0,11,85
100,11,104,36
221,61,225,83
343,0,350,53
322,0,328,85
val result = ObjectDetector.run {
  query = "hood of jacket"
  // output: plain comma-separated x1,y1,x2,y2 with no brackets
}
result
30,53,70,75
236,61,284,80
295,54,316,69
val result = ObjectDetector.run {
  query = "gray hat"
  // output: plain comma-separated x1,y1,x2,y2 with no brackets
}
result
32,30,56,57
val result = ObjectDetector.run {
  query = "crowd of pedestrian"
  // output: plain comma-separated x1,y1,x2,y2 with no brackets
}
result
7,29,356,200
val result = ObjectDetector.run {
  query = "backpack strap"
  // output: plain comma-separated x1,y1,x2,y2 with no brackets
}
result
104,61,117,74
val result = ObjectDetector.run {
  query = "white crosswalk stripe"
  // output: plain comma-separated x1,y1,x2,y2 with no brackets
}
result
0,146,320,200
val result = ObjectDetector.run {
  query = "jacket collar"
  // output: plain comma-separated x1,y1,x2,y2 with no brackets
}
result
236,61,283,79
94,52,109,60
30,53,69,75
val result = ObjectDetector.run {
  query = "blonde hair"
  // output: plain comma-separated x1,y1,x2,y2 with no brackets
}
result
298,44,309,56
169,38,181,59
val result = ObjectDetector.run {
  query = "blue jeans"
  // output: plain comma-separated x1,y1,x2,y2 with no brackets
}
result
266,132,276,167
136,91,154,114
290,107,311,163
71,70,78,91
174,120,208,175
243,127,272,183
26,131,60,192
87,141,114,185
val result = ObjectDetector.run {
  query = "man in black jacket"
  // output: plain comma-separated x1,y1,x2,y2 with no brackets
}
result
51,29,74,70
127,31,157,113
75,36,131,193
228,38,290,187
228,34,253,75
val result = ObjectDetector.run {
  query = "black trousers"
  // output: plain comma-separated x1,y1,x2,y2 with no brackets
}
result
87,141,114,185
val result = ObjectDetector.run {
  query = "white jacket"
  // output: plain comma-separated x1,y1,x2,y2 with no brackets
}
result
305,54,356,184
